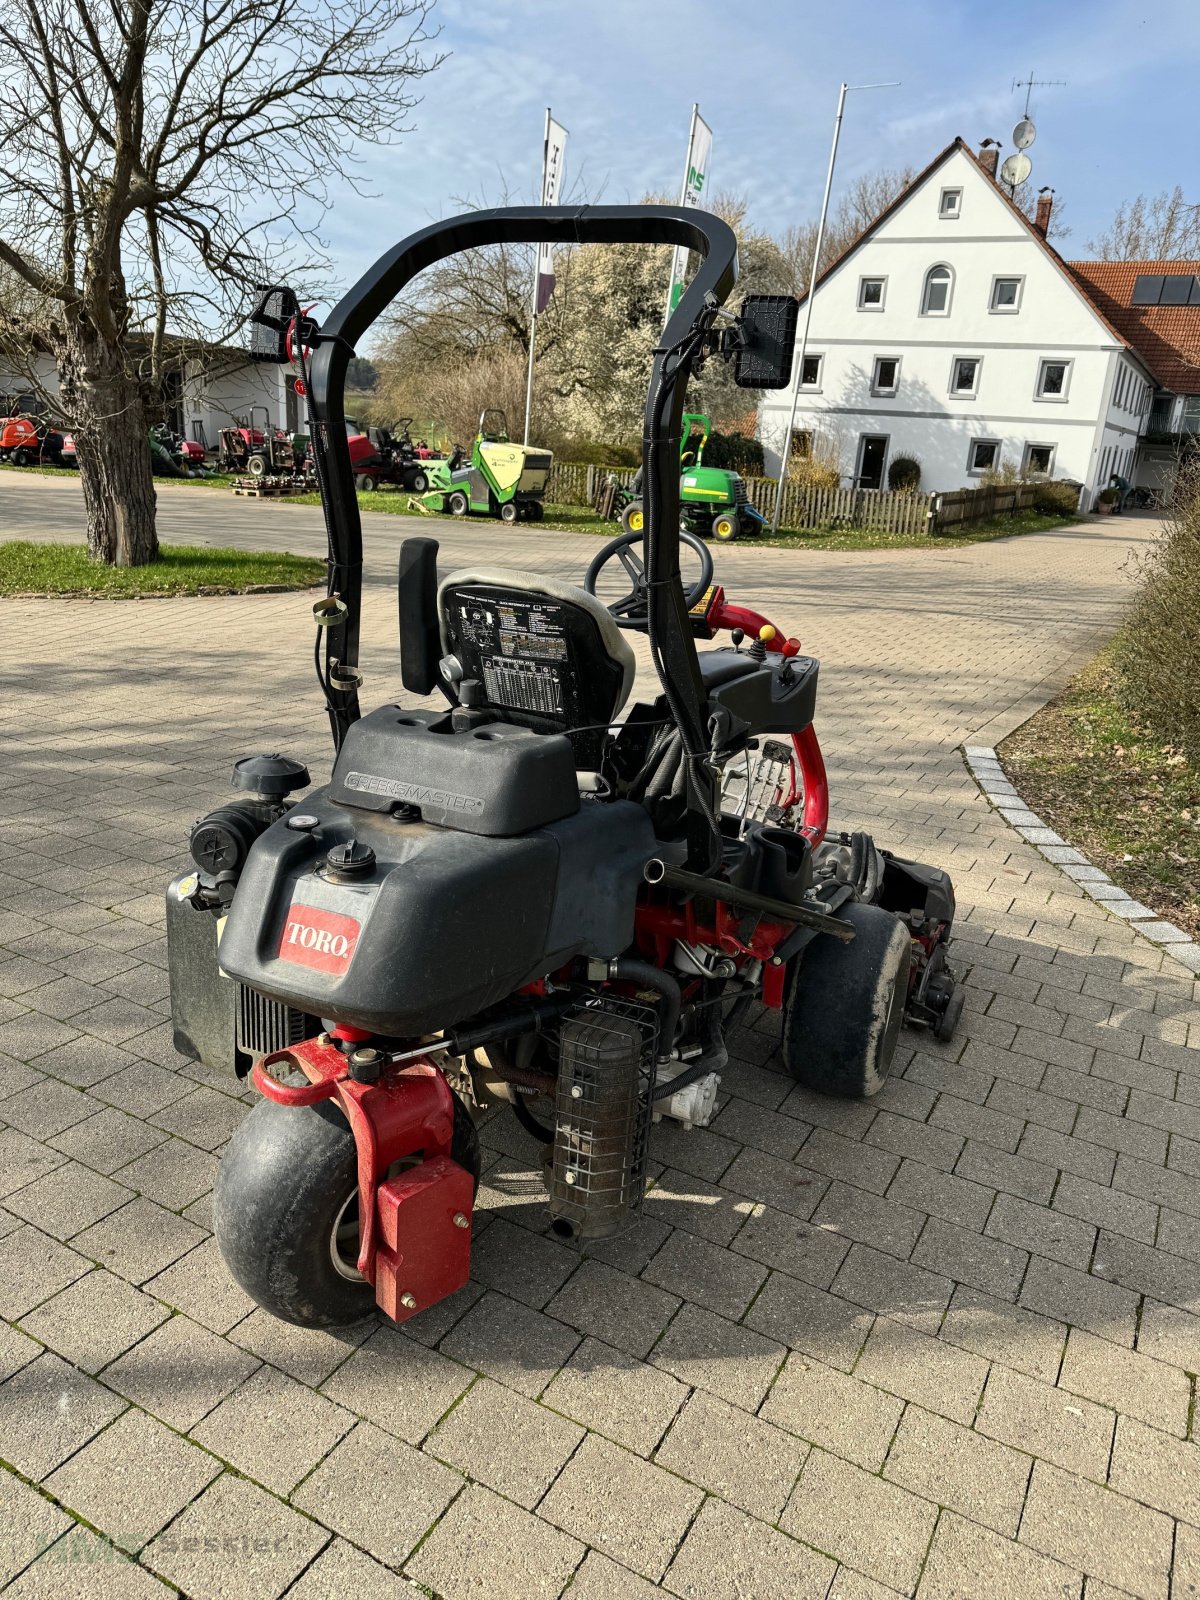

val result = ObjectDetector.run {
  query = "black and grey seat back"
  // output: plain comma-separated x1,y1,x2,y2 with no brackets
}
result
437,567,636,766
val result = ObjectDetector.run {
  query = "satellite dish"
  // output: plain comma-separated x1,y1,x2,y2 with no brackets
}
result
1013,117,1037,150
1000,152,1033,188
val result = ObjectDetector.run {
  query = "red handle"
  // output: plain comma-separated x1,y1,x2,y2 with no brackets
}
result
252,1051,341,1106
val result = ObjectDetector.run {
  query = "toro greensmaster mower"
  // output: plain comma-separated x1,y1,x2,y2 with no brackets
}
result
166,206,961,1330
596,410,763,542
416,407,552,522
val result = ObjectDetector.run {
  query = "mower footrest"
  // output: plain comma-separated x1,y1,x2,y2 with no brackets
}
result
375,1156,474,1323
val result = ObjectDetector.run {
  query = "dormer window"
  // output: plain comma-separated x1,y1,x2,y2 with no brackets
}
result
939,188,962,219
921,265,953,316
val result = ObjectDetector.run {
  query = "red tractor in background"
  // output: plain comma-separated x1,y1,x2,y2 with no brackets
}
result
218,407,299,478
347,419,440,494
0,415,66,466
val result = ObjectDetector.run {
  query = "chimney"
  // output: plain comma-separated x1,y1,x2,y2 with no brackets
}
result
1034,188,1055,238
978,139,1000,179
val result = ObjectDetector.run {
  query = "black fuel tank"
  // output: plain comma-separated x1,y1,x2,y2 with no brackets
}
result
215,789,655,1036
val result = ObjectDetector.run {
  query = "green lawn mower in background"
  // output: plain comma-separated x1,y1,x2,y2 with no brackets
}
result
416,409,553,523
596,411,764,542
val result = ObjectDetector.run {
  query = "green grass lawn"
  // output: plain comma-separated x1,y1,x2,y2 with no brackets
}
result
1000,645,1200,938
0,541,325,597
0,462,236,488
290,489,1077,551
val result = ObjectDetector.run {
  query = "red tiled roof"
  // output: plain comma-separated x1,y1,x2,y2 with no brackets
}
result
1066,260,1200,393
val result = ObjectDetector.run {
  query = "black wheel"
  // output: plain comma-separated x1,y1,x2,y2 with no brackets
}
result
214,1090,480,1328
712,511,740,542
782,902,912,1098
356,473,377,493
620,501,644,536
12,448,30,467
448,490,469,517
499,500,518,524
410,470,429,494
934,985,965,1043
529,501,545,521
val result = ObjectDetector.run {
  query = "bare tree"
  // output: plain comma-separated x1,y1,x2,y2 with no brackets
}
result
1088,187,1200,260
0,0,440,565
778,166,916,296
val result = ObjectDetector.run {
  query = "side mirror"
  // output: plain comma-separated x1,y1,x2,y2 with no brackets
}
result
248,285,300,364
734,295,800,389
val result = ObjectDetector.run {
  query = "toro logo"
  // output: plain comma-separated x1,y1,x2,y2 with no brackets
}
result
278,904,360,976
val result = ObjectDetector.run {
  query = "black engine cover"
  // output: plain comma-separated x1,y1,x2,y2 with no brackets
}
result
215,789,655,1036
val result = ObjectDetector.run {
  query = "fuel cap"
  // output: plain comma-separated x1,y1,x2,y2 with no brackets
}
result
325,838,376,879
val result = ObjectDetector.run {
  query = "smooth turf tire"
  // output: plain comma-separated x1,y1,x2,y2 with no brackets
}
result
214,1092,480,1328
12,447,30,467
499,500,518,523
247,454,267,477
448,490,469,517
712,511,740,542
621,501,645,535
409,470,429,494
782,902,912,1098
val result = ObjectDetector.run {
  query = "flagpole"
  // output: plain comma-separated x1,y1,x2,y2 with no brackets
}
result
769,81,899,532
523,107,550,446
664,103,699,325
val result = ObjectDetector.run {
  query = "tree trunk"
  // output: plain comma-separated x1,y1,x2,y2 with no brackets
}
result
56,333,159,567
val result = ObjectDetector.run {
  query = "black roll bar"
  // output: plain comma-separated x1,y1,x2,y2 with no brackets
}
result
307,204,739,864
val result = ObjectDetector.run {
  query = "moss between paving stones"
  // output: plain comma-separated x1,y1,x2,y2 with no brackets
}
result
0,541,324,598
998,645,1200,938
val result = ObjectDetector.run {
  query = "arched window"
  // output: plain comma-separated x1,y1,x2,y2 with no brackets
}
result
921,264,952,315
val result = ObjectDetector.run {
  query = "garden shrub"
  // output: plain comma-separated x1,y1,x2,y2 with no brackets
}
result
704,430,764,475
887,453,922,491
1031,479,1081,516
1115,462,1200,763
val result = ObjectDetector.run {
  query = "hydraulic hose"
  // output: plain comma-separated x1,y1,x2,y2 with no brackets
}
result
607,958,681,1066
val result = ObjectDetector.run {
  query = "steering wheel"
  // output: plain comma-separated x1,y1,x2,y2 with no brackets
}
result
584,527,714,630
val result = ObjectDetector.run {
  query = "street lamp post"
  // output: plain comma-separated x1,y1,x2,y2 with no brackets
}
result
770,80,900,534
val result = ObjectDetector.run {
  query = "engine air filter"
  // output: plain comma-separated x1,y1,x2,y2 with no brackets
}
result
547,997,656,1241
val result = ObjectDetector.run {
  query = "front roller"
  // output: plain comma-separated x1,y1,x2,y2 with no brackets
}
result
214,1040,480,1328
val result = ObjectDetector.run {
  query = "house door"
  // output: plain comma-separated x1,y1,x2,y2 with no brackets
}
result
856,434,889,490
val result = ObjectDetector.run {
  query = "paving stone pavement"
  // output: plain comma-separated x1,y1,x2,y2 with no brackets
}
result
1,478,1198,1599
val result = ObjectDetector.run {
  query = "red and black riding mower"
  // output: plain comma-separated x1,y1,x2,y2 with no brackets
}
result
348,420,436,495
166,206,962,1330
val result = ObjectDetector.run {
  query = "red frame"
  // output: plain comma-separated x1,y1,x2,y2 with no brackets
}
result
253,1038,473,1320
703,589,829,847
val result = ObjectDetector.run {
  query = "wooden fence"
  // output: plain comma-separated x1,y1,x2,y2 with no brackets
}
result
545,462,1046,537
928,483,1039,531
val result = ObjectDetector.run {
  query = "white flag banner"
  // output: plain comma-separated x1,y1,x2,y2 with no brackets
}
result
665,107,713,316
536,114,568,313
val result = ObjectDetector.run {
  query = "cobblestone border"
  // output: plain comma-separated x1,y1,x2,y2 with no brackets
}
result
963,743,1200,976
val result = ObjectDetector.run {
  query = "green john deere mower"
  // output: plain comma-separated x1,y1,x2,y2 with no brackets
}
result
417,409,552,523
595,411,763,542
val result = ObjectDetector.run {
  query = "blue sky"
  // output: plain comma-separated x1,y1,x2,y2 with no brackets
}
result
326,0,1200,327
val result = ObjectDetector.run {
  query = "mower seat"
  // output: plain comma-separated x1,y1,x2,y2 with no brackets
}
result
437,568,636,767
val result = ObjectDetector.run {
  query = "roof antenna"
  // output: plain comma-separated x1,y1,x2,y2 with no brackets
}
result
1001,72,1067,197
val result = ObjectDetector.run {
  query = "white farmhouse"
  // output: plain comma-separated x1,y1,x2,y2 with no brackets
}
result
758,138,1162,502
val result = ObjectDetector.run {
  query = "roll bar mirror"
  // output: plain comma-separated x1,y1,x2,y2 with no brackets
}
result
734,294,800,389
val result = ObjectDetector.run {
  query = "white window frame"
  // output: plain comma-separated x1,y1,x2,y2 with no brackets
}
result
921,264,953,317
938,187,963,219
1023,441,1056,476
1036,358,1072,402
798,352,824,391
871,355,901,396
967,439,1001,476
858,276,887,311
949,355,982,399
989,275,1024,313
